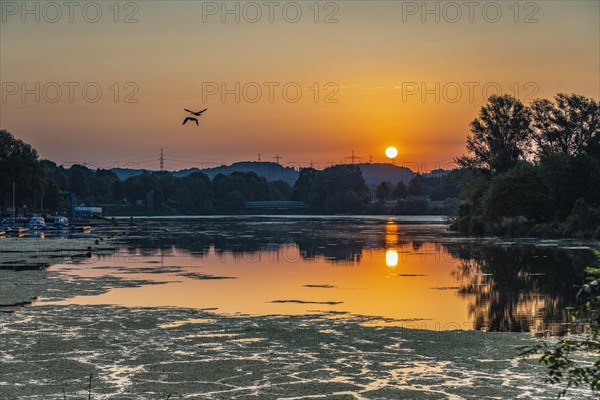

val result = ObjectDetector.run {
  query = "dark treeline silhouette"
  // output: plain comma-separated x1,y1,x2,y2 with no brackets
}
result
0,130,376,216
453,93,600,237
0,129,461,217
0,130,298,216
43,159,293,215
0,131,60,212
371,171,463,215
375,171,462,202
291,165,371,213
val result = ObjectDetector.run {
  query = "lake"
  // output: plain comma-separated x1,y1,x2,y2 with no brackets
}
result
0,216,597,399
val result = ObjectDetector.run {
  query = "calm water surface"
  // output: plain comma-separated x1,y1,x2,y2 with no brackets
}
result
42,217,596,333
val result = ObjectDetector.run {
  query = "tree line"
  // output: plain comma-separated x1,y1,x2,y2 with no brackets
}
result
41,159,295,215
0,130,374,215
2,128,462,216
370,171,463,215
453,93,600,237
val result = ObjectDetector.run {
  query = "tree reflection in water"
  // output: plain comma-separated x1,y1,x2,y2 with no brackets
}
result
445,243,596,334
122,219,370,264
110,218,596,333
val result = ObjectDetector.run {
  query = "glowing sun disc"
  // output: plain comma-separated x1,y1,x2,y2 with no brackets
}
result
385,146,398,159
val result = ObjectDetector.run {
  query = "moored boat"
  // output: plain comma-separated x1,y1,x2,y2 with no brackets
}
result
28,216,47,230
5,226,30,236
53,216,70,230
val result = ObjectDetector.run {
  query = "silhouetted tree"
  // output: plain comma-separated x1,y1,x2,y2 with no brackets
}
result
453,93,600,237
393,196,429,214
425,170,464,201
293,165,370,213
375,181,391,201
457,94,532,174
269,180,292,200
41,179,61,211
408,177,427,196
481,164,550,222
392,181,408,200
531,93,600,158
68,165,92,200
0,130,44,211
291,168,317,202
41,160,68,191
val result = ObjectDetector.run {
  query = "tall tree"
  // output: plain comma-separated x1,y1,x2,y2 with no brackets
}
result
375,181,391,201
291,168,317,202
68,165,92,199
0,130,44,210
392,181,408,200
457,95,532,174
531,93,600,158
408,177,427,197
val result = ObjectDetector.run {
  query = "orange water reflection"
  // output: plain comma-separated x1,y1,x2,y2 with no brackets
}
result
46,241,474,330
40,217,593,333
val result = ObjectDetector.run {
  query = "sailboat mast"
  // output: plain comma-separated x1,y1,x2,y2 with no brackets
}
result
12,181,15,223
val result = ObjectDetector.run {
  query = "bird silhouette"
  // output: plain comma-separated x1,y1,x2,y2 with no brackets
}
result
182,108,207,126
183,117,199,126
185,108,207,116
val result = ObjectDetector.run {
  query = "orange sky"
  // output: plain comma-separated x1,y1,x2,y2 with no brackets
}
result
1,1,599,171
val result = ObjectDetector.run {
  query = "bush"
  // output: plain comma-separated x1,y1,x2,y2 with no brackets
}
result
365,201,386,215
469,215,486,235
563,198,600,238
429,198,460,215
522,252,600,397
392,196,429,215
482,165,550,222
491,216,531,236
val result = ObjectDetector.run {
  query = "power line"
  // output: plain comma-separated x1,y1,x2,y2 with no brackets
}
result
344,150,362,165
164,158,209,165
94,153,162,164
60,150,459,173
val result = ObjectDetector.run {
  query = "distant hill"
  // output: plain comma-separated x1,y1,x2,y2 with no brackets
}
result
424,169,451,178
356,163,416,187
110,162,447,188
111,162,299,185
111,167,148,180
173,162,299,185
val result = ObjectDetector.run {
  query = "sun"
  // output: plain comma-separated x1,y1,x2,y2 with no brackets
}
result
385,146,398,159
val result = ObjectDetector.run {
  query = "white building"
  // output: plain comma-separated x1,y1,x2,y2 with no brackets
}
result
74,206,103,218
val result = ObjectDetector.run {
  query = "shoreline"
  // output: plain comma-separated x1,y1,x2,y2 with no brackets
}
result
1,301,595,399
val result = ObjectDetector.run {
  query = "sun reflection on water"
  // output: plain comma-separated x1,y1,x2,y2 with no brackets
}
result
385,249,399,268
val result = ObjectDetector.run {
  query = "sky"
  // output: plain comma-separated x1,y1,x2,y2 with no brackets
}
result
1,0,599,172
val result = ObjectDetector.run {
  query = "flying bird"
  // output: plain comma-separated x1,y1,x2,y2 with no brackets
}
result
185,108,207,116
182,108,207,127
182,117,199,126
